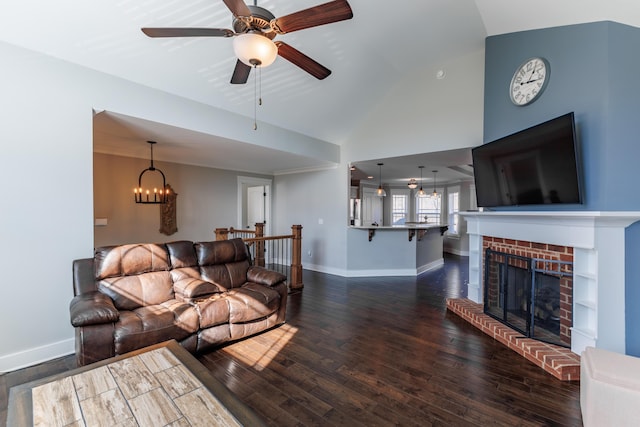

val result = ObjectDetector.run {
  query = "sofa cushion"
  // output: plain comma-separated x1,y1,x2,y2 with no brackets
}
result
227,283,281,323
196,294,231,328
99,271,174,310
166,240,198,268
230,313,279,340
173,277,224,299
113,299,198,355
195,239,249,265
200,261,250,290
95,243,170,279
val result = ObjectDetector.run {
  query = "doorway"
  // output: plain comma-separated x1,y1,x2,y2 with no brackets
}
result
237,176,272,235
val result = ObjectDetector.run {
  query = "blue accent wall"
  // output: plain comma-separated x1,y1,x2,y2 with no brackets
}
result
484,21,640,355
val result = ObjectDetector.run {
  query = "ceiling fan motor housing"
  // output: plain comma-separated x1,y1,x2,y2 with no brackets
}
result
233,5,276,39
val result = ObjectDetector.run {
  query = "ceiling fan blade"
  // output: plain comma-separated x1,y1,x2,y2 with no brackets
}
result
271,0,353,34
230,60,252,84
141,27,234,38
275,42,331,80
222,0,252,17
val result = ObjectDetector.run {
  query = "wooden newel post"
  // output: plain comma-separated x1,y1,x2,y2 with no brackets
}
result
255,223,265,267
254,223,264,238
215,228,229,240
290,224,303,291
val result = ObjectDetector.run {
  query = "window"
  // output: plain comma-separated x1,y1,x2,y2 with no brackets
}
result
448,188,460,235
416,193,441,223
391,192,408,225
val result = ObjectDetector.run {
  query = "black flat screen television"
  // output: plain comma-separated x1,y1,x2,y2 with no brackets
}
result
472,112,582,207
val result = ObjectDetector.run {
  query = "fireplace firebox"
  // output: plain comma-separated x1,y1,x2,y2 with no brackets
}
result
484,248,573,347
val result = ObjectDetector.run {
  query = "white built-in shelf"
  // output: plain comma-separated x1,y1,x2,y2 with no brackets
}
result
460,210,640,355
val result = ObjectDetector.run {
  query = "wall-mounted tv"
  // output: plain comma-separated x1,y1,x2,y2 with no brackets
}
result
472,112,582,207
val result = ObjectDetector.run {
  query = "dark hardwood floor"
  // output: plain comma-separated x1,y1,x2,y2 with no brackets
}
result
1,254,582,426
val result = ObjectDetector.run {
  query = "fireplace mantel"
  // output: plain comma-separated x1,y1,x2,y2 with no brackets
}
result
460,211,640,355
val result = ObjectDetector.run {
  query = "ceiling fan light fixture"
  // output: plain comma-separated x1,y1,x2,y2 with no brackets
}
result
233,33,278,67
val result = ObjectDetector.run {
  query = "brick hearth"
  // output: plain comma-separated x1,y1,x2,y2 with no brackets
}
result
446,298,580,381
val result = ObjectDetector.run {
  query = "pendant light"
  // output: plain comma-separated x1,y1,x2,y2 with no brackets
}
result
133,141,170,204
432,170,439,197
407,178,418,189
376,162,386,197
416,166,427,198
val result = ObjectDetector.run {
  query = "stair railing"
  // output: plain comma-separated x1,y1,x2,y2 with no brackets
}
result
215,223,303,291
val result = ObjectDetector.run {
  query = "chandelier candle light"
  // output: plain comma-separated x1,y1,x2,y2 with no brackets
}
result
134,141,170,204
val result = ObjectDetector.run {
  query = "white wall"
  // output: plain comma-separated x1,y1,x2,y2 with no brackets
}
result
273,167,348,275
1,43,93,371
343,50,485,161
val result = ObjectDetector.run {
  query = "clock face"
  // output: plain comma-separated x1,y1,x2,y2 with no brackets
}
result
510,57,549,106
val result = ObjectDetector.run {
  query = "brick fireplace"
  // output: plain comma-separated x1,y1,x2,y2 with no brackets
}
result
483,237,574,347
457,211,640,356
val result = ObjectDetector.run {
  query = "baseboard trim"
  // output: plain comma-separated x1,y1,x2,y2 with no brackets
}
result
302,264,347,277
0,338,74,373
303,259,446,278
344,268,422,277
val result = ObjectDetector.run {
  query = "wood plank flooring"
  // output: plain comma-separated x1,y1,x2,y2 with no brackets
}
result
1,254,582,426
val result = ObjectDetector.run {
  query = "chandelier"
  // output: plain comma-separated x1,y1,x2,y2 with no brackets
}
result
133,141,170,204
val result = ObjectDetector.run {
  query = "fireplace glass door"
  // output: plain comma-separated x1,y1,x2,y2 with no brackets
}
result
484,248,570,347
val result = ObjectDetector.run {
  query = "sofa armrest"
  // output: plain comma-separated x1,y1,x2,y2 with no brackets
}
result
247,266,287,287
70,291,119,327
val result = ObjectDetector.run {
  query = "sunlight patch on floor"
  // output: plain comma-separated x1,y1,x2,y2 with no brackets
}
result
222,324,298,371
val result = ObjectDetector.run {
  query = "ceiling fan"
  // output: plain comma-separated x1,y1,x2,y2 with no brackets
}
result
141,0,353,84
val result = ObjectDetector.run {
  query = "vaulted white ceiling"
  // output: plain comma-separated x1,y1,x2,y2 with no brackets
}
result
2,1,639,177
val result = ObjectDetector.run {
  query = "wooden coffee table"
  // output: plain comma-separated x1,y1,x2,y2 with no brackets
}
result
7,340,265,426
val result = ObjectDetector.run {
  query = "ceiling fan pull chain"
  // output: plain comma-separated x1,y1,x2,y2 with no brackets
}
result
259,66,263,106
253,64,258,130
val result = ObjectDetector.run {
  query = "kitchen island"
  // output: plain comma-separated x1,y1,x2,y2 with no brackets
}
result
346,224,447,277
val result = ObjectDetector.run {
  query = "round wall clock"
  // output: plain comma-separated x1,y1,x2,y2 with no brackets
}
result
509,57,549,106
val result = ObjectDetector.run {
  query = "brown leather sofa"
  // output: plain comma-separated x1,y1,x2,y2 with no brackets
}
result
70,238,287,366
